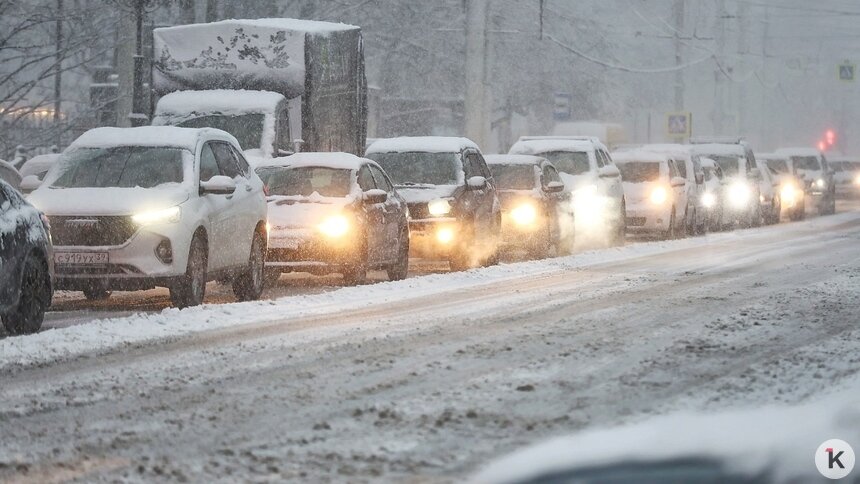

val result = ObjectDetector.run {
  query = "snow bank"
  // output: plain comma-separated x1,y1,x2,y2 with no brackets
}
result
366,137,478,154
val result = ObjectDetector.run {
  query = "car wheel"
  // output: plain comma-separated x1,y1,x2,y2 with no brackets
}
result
233,233,265,301
170,236,207,308
1,254,51,335
386,226,410,281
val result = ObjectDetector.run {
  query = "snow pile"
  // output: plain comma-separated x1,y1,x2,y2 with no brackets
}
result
366,137,479,154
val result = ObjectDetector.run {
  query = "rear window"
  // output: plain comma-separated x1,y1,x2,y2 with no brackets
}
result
536,151,590,176
792,156,821,171
766,159,789,174
617,162,661,183
366,152,461,186
712,156,741,177
256,166,352,198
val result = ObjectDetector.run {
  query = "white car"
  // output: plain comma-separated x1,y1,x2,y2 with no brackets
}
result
26,126,268,307
758,152,805,221
508,136,625,245
774,148,836,215
612,150,688,239
636,144,708,235
691,143,763,228
699,157,729,231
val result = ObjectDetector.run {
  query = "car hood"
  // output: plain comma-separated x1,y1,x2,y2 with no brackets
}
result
267,194,353,229
27,184,191,216
396,185,459,204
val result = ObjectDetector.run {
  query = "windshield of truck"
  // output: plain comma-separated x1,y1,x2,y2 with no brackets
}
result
617,162,661,183
766,159,789,174
177,114,264,151
712,156,742,177
536,151,590,176
366,152,460,186
491,164,535,190
51,147,186,189
257,166,351,198
792,156,821,171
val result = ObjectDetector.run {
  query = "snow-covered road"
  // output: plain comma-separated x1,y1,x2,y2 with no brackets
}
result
2,209,860,482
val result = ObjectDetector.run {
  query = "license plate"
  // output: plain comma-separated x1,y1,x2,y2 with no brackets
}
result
54,252,109,265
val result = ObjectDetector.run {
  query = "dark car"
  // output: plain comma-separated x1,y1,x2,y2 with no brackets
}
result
485,154,570,257
0,180,53,335
366,137,501,271
256,153,410,285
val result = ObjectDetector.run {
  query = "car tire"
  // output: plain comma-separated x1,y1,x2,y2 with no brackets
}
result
387,226,410,281
82,283,111,301
170,235,207,309
1,254,51,336
233,233,265,302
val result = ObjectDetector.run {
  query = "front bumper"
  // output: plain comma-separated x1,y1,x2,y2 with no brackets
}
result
500,213,547,249
624,204,671,233
408,218,463,258
266,228,361,273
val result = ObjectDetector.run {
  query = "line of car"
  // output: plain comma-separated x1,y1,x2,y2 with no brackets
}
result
0,128,853,336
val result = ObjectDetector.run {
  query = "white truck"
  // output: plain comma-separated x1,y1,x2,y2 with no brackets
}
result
151,18,367,161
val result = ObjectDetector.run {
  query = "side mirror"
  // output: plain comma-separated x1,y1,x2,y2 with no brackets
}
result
467,175,487,190
671,176,686,187
695,171,704,185
599,165,620,178
292,138,305,153
363,188,388,204
200,175,237,195
277,149,294,157
544,180,564,193
19,175,43,193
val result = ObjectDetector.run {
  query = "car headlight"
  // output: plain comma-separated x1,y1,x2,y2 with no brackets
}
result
854,175,860,186
573,184,600,207
436,227,455,244
728,182,751,208
318,214,350,238
780,183,796,204
650,187,668,205
132,206,181,226
815,178,826,189
428,199,452,217
701,192,716,208
510,203,538,226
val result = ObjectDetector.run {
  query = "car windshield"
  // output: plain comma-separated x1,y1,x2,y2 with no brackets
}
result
491,164,535,190
617,162,661,183
256,166,352,198
177,114,264,151
366,152,460,186
792,156,821,171
712,156,742,177
766,159,789,174
537,151,590,175
51,147,185,189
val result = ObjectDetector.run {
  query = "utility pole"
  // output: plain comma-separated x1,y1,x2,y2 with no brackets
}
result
672,0,685,142
116,6,135,127
464,0,488,147
130,0,148,127
53,0,63,146
713,0,727,135
736,1,748,137
194,0,208,23
759,6,769,149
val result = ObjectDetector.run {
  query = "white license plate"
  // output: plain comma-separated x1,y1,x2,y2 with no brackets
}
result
54,252,109,265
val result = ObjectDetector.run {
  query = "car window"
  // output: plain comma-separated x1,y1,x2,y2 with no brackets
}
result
475,152,492,178
211,142,242,179
277,108,291,154
357,166,376,191
674,158,688,178
595,150,606,168
668,160,679,178
464,153,483,178
228,144,250,176
199,143,219,182
543,165,562,185
369,165,394,192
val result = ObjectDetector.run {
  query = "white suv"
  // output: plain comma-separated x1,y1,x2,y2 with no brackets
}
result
25,126,268,307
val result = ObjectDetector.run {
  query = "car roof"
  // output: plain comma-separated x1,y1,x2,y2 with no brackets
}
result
255,152,371,171
773,147,822,157
509,138,595,156
69,126,238,152
611,150,669,163
366,136,479,154
689,143,745,157
484,154,546,166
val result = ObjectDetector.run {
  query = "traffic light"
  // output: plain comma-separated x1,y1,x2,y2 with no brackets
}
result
818,140,827,152
825,129,836,146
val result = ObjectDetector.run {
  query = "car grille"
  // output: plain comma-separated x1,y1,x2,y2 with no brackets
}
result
49,215,138,247
407,202,430,220
626,217,646,227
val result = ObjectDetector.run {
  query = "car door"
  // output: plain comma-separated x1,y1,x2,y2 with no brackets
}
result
357,164,386,263
369,164,402,262
210,141,256,267
197,141,234,271
227,143,265,254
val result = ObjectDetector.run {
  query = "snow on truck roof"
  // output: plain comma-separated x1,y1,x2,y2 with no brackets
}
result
484,154,546,166
255,152,369,171
366,137,479,154
156,17,358,36
154,90,285,117
69,126,236,151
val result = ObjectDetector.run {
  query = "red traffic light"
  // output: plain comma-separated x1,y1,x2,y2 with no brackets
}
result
818,140,828,152
825,129,836,146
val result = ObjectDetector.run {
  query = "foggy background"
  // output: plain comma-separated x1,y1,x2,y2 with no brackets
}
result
1,0,857,158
